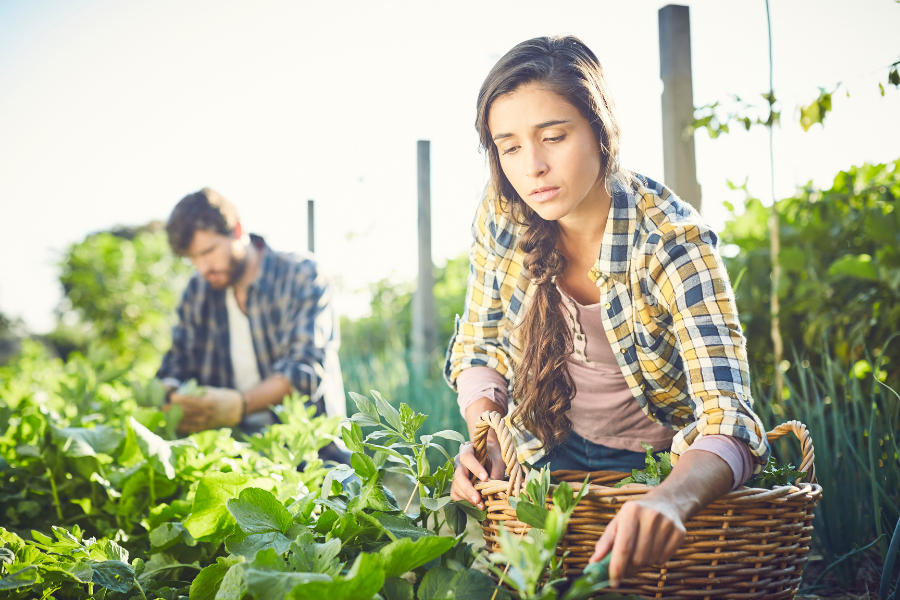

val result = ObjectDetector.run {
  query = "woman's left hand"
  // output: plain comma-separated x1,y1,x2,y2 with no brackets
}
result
588,491,686,588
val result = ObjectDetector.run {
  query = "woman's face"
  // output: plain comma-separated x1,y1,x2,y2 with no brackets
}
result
488,82,606,223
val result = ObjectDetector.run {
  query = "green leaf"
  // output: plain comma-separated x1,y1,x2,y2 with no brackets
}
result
91,560,135,593
429,430,466,444
829,254,880,281
350,452,376,480
341,424,364,453
444,503,467,536
241,549,332,600
41,561,94,584
89,538,130,562
50,425,124,457
129,417,191,479
227,488,293,534
184,472,254,542
149,523,191,552
382,577,413,600
515,501,550,530
289,533,342,577
378,536,455,578
446,568,505,600
417,566,456,600
189,556,242,600
371,391,403,433
553,481,574,514
225,528,292,558
349,392,380,423
371,513,434,541
454,500,487,522
420,496,452,512
0,565,39,590
286,552,385,600
561,554,612,600
320,465,355,501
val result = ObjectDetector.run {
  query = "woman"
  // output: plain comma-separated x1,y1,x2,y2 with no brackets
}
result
445,35,770,588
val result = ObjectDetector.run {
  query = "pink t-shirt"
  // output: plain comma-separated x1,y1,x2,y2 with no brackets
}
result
456,289,754,491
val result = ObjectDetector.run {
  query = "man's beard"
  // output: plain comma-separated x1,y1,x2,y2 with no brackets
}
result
228,253,248,286
207,253,248,289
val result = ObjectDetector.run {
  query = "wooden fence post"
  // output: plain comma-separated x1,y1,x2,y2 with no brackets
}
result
307,199,315,254
412,140,437,369
659,4,702,212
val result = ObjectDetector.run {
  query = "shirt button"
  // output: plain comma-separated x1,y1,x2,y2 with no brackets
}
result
576,335,583,341
604,302,611,309
640,383,646,391
620,348,627,354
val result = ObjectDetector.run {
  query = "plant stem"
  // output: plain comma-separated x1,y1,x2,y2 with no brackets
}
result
765,0,784,405
148,464,156,507
404,481,420,513
46,467,63,521
491,526,530,600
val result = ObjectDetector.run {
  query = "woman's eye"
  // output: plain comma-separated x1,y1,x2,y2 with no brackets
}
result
501,145,519,156
545,135,566,143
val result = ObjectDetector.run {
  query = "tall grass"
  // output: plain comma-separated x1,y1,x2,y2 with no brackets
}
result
752,341,900,584
340,331,466,449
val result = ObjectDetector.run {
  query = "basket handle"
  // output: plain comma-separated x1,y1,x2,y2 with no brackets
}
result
473,411,528,496
765,420,817,485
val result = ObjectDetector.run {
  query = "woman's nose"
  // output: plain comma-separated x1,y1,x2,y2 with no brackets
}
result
524,145,548,179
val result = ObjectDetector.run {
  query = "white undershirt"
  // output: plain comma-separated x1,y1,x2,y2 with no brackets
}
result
226,287,261,392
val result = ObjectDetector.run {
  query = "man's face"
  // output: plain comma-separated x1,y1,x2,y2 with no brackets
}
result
185,229,246,289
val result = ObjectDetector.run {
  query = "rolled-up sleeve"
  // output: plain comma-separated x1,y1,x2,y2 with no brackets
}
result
156,277,201,387
444,195,514,391
648,222,770,473
271,267,335,401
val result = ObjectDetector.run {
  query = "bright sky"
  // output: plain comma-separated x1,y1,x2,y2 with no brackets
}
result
1,0,898,332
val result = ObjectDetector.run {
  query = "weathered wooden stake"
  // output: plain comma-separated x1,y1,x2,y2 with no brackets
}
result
412,140,437,367
307,199,315,254
659,4,702,212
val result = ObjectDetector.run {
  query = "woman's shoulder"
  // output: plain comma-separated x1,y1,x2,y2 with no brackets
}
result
627,172,718,250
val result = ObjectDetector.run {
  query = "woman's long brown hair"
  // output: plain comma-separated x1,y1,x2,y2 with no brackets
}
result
475,35,626,450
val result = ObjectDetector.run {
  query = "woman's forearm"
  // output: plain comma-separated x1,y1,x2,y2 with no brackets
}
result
463,397,507,441
645,449,733,521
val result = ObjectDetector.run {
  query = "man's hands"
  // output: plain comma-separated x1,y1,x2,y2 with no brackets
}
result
164,387,243,433
450,432,505,511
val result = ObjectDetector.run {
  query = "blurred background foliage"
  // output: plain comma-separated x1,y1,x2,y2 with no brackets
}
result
0,156,898,587
45,222,192,377
721,158,900,392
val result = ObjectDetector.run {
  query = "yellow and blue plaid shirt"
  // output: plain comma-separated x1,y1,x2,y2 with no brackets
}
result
444,174,770,471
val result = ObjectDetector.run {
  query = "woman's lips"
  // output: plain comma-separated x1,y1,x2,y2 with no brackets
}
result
530,187,560,202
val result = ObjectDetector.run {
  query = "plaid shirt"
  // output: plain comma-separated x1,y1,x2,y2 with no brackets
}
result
444,175,770,471
157,235,341,413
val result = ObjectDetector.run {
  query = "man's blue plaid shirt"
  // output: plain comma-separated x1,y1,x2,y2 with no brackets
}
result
157,235,337,406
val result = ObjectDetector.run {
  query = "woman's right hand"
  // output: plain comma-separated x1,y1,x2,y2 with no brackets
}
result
450,431,505,510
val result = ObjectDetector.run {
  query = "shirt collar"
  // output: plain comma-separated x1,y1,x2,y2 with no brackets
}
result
248,233,271,291
589,175,636,287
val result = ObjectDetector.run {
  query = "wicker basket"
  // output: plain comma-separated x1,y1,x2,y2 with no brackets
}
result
472,411,823,600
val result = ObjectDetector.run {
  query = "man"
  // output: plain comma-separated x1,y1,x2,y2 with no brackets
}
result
157,188,346,445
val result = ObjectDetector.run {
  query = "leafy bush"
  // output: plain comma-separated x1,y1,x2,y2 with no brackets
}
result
721,159,900,389
50,223,191,374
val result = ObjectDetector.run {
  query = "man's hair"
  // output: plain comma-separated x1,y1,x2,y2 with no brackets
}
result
166,188,240,256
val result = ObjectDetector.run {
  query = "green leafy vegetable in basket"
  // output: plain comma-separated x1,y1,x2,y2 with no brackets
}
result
177,378,205,396
613,442,672,488
746,456,805,488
